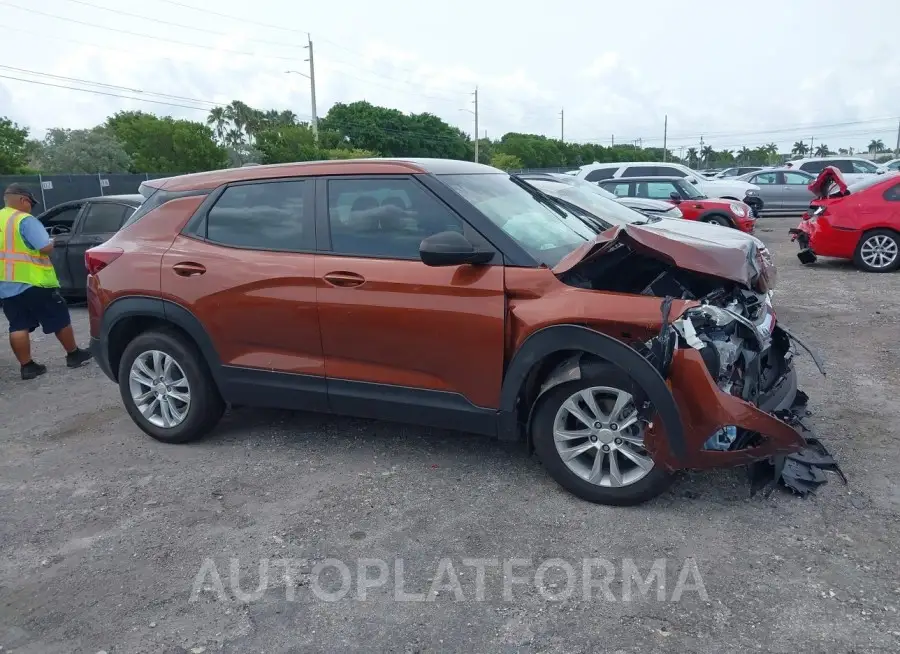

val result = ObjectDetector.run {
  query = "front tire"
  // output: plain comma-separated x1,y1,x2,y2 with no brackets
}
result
702,214,732,228
531,365,673,506
117,329,225,444
853,229,900,273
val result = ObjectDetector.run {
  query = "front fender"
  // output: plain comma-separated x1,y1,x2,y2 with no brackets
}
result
498,324,686,463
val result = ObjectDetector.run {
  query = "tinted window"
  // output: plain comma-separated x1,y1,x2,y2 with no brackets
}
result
738,167,760,175
81,203,129,234
798,161,824,173
884,183,900,202
640,181,679,200
753,172,779,185
852,160,878,173
784,172,812,185
601,182,632,197
206,180,311,250
327,178,465,259
622,166,656,177
584,168,616,182
41,206,81,231
655,166,687,177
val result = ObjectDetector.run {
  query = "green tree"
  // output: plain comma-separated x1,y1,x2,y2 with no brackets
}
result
814,144,831,157
489,153,524,170
700,145,714,166
106,111,228,173
868,139,885,154
685,147,698,167
256,123,320,164
35,128,132,174
0,116,30,174
792,141,809,156
738,147,752,163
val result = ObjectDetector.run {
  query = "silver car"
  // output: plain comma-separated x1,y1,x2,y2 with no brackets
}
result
735,168,816,214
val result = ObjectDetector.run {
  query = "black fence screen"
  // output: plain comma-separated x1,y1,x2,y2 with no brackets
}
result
0,173,169,210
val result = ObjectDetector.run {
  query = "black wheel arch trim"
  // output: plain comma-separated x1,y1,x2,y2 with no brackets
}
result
498,324,686,462
100,295,224,384
697,209,735,227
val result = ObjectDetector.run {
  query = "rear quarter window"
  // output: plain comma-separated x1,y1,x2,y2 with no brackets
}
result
584,168,617,182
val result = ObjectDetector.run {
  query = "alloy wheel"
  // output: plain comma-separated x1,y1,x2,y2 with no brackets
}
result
128,350,191,429
860,234,899,269
552,386,654,487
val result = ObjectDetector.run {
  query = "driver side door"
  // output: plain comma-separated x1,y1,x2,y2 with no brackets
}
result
38,202,85,292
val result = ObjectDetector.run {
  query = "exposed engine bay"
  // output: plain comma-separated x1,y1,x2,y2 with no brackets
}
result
559,243,845,497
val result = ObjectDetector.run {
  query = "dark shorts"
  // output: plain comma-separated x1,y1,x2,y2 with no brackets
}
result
1,286,71,334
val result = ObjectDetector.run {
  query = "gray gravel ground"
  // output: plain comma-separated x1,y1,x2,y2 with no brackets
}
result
1,216,899,654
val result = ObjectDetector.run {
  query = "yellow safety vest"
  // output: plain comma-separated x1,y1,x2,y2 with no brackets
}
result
0,207,60,288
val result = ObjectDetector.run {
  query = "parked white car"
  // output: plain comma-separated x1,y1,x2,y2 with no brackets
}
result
783,157,887,184
574,161,760,201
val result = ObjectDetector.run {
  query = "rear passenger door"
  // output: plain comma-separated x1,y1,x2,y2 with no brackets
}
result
162,178,326,410
781,171,815,211
314,175,505,430
67,202,133,292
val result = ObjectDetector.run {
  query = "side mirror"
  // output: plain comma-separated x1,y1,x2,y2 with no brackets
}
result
688,177,698,184
419,231,493,267
877,169,885,175
669,191,682,203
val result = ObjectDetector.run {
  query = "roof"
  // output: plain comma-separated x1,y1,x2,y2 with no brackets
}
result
580,161,688,170
597,176,685,183
92,194,143,203
150,158,500,192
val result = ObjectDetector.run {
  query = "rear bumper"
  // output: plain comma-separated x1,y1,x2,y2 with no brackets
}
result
91,336,115,382
790,216,859,261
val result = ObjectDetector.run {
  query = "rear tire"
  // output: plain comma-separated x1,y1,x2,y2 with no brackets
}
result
117,329,225,444
702,214,732,228
530,364,673,506
852,229,900,273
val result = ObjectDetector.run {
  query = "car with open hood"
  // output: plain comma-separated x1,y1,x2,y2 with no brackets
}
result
86,158,843,506
790,166,900,272
597,176,757,233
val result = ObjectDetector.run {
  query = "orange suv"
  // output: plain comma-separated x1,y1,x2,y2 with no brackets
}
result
86,158,844,505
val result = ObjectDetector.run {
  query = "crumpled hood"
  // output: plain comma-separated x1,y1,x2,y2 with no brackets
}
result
808,166,848,199
553,220,776,292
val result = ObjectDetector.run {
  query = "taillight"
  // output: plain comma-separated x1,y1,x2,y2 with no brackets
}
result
85,247,124,275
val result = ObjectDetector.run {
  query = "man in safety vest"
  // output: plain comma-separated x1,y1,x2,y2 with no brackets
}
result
1,183,92,379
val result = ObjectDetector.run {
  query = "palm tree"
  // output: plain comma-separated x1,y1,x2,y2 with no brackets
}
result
791,141,809,157
868,139,885,154
738,147,752,163
838,148,849,155
700,145,714,166
206,107,227,144
815,144,830,157
763,142,779,165
686,147,698,167
278,110,298,126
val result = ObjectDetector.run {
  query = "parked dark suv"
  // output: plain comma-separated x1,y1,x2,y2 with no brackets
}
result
86,159,842,505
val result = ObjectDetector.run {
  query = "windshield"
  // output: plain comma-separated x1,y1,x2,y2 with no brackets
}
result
526,178,651,227
440,173,594,266
678,179,706,199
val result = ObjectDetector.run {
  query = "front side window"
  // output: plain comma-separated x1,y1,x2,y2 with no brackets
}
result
41,205,82,232
799,161,827,173
753,172,779,185
205,180,311,251
852,160,878,174
584,168,616,182
527,179,649,227
81,203,129,234
601,182,632,197
441,173,592,267
676,179,705,199
327,178,465,259
784,172,812,185
640,181,679,200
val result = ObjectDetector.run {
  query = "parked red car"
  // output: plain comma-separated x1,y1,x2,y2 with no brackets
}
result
790,166,900,272
598,176,757,233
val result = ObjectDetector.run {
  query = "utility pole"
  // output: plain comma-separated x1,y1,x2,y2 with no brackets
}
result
662,114,668,161
699,135,705,167
809,136,814,155
559,108,564,142
894,118,899,156
304,35,318,143
473,86,479,163
611,135,614,146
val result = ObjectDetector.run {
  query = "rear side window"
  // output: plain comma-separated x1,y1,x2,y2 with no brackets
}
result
584,168,616,182
783,172,811,185
80,203,130,234
655,166,687,177
753,172,779,185
884,183,900,202
601,182,632,197
799,161,827,173
205,180,312,251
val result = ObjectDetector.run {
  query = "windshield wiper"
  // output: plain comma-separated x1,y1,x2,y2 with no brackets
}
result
509,175,568,218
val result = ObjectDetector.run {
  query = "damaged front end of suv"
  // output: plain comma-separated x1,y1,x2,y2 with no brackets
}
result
553,224,846,497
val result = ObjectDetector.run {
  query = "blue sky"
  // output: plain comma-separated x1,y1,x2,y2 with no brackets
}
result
1,0,898,153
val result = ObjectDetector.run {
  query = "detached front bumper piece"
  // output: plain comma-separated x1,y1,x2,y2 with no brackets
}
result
748,389,846,497
790,227,818,264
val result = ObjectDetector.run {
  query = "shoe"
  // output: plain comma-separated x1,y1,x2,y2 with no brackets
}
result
66,347,93,368
21,361,47,380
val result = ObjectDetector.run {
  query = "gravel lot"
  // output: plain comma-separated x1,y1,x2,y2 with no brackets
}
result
1,216,899,654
